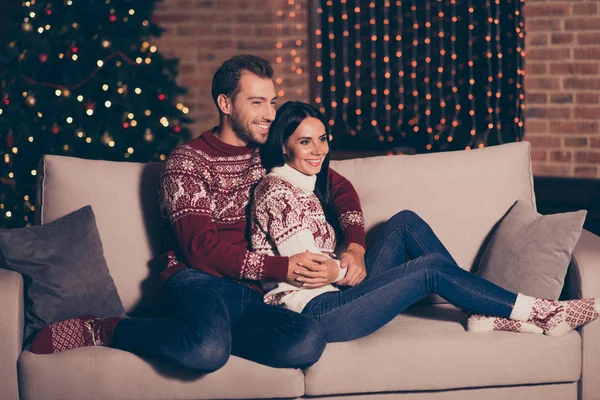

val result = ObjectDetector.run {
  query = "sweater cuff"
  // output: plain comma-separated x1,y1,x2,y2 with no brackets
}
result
343,226,366,249
265,255,289,282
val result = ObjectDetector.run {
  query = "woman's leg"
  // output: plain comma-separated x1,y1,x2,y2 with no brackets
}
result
303,253,518,342
365,210,457,278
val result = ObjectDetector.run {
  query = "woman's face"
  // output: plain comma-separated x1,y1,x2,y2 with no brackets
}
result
283,116,329,176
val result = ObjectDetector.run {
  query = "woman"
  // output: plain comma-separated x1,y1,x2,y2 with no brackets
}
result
250,101,599,343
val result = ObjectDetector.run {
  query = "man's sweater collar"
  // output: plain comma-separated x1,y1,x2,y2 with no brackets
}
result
270,164,316,193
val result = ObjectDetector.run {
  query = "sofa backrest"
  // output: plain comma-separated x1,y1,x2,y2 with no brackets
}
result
37,156,164,314
330,141,535,273
37,141,534,313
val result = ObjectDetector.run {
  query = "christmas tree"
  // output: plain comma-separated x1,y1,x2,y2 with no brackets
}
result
0,0,192,228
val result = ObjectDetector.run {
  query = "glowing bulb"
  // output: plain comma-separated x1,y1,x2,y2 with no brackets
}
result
105,101,112,108
135,88,141,94
86,109,94,116
66,117,73,124
108,140,115,147
97,60,104,67
55,89,62,96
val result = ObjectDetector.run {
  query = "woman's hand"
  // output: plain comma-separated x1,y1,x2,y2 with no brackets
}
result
337,243,366,287
293,253,340,288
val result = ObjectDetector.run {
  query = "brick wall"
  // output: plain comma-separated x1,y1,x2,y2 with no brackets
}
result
155,1,600,178
525,1,600,178
153,0,310,135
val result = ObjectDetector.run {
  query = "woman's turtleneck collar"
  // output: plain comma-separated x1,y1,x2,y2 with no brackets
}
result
202,127,257,155
270,163,317,193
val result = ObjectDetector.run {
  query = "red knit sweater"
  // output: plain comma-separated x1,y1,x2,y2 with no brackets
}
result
159,128,366,292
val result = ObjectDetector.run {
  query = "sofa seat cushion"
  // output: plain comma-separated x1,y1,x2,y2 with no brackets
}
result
18,347,304,400
304,304,581,397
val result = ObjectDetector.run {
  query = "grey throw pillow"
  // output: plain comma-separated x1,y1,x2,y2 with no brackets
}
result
477,200,587,300
0,205,125,345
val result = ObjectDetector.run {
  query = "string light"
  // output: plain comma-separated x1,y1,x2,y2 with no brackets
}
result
383,1,392,140
515,0,525,139
424,1,433,146
354,3,362,132
410,0,419,136
467,0,476,149
315,6,324,114
340,0,352,134
436,0,446,140
396,0,404,136
326,0,337,127
494,0,503,144
483,0,494,146
448,0,459,142
369,1,382,140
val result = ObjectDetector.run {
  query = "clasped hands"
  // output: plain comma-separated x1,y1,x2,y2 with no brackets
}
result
286,243,366,289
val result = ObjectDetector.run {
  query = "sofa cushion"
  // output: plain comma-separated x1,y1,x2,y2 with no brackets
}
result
0,205,125,345
330,141,535,273
18,348,304,400
476,200,587,300
304,304,581,396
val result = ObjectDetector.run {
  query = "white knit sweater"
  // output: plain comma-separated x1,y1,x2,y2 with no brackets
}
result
251,164,346,312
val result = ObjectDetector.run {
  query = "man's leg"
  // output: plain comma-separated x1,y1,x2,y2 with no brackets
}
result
112,268,240,373
32,268,242,374
231,289,327,369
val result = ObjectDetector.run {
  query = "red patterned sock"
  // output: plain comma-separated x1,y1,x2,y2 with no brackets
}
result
527,298,600,337
467,314,543,334
30,315,122,355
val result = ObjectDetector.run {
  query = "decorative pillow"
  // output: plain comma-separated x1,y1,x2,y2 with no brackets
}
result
0,205,125,345
477,200,587,300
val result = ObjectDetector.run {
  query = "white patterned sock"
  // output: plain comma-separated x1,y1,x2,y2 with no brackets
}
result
467,314,542,334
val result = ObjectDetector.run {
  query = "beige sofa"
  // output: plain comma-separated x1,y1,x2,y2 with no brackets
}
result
1,141,599,400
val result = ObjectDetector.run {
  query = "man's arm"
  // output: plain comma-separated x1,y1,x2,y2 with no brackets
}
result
328,168,367,286
328,168,366,249
161,149,288,282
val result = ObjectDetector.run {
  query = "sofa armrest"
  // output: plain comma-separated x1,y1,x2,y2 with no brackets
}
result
0,268,24,400
568,229,600,400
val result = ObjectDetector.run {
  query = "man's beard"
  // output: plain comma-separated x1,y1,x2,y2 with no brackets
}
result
230,110,265,145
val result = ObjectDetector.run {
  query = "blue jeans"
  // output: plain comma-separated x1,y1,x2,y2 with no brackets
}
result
302,210,518,342
111,268,326,373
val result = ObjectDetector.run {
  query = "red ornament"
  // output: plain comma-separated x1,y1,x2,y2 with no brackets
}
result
122,122,130,129
46,9,52,15
158,94,166,101
39,53,48,63
85,101,96,111
109,15,117,22
51,125,60,134
174,126,181,133
72,46,78,53
3,98,9,105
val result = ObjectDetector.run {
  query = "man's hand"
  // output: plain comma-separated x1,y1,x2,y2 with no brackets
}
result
292,255,340,289
286,251,330,287
336,243,366,287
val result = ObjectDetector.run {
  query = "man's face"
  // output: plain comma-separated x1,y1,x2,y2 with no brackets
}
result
228,72,277,145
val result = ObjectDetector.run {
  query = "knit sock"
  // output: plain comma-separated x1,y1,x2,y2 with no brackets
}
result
30,315,122,355
510,293,600,337
467,314,543,334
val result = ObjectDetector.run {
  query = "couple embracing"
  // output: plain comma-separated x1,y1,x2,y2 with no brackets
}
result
31,55,600,374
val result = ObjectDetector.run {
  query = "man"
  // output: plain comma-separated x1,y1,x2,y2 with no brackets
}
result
30,55,367,373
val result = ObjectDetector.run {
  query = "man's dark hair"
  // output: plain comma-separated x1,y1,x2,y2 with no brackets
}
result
211,55,274,112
